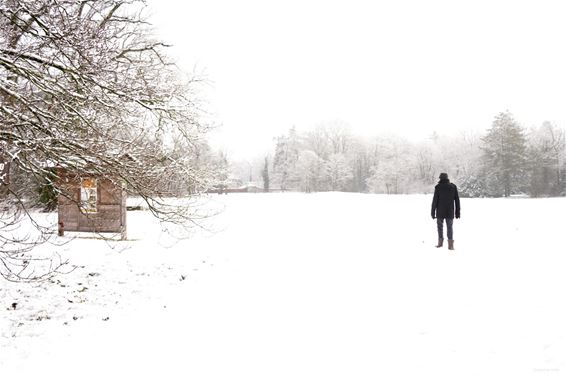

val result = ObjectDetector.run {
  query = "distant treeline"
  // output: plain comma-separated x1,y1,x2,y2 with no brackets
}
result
247,112,565,197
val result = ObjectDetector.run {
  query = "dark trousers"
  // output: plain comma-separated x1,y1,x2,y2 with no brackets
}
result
437,217,454,240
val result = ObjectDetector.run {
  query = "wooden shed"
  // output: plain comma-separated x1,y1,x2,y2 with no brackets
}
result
57,169,127,239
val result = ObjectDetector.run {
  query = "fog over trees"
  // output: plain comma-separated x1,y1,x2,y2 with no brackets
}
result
229,113,565,198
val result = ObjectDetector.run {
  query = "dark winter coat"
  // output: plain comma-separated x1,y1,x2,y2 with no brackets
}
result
431,179,461,219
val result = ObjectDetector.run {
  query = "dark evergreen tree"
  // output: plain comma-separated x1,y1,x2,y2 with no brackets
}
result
36,168,58,212
480,111,528,197
262,156,270,192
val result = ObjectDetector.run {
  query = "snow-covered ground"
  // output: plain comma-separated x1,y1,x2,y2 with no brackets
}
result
1,193,565,377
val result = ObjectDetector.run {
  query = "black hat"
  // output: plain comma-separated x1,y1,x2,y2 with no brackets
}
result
439,172,448,180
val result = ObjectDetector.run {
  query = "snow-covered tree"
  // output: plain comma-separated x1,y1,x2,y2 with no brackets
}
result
294,150,324,193
208,150,230,192
0,0,213,281
527,122,566,197
272,127,300,190
325,120,351,155
426,131,483,196
325,153,352,191
348,137,372,192
304,125,330,161
412,141,442,192
480,111,528,197
366,137,413,194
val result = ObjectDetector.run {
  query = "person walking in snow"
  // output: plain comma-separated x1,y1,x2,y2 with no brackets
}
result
431,172,460,250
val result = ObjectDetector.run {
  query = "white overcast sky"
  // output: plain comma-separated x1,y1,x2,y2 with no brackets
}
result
148,0,566,158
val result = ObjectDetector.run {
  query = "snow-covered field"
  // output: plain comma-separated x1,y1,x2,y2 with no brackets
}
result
1,193,565,377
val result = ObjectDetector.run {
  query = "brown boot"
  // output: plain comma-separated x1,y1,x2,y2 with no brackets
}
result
435,238,443,248
448,240,454,250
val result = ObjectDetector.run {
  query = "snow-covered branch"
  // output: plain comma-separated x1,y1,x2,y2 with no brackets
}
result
0,0,218,281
